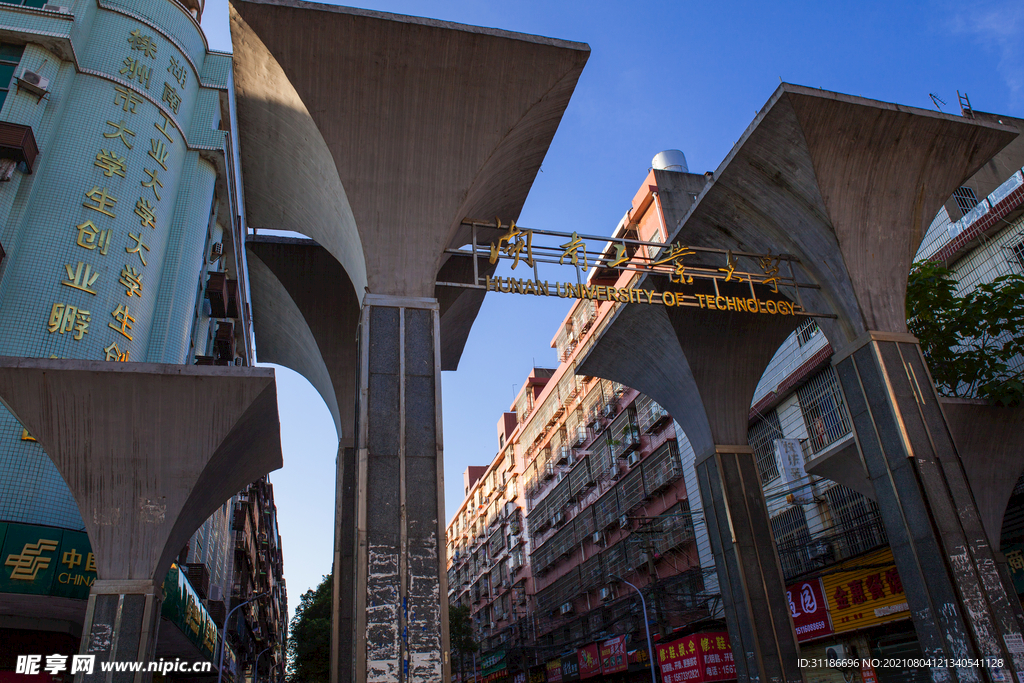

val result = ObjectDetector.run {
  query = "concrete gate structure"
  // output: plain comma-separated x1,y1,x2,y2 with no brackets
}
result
579,84,1024,683
228,1,589,680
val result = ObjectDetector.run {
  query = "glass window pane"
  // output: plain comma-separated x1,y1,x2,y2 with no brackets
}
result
0,65,16,90
0,44,24,63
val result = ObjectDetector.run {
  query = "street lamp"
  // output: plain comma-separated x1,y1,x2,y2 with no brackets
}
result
610,574,658,683
216,591,270,683
254,645,274,683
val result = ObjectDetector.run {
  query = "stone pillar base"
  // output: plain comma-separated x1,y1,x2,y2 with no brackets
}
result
76,579,161,683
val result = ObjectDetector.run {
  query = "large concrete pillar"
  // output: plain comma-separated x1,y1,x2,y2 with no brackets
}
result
654,84,1024,681
578,277,803,683
355,296,450,683
834,336,1024,680
0,358,282,683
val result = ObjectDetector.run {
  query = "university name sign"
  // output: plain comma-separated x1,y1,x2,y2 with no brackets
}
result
485,275,805,316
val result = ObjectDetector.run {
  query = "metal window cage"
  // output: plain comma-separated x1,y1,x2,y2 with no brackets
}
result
748,410,783,484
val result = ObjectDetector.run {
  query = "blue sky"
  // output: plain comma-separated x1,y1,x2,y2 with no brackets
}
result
199,0,1024,616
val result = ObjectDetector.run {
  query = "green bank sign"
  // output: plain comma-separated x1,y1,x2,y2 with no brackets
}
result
1,522,218,659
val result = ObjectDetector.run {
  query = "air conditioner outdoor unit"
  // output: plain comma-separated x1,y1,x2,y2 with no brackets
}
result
609,465,621,480
638,552,650,566
42,3,69,11
602,404,617,419
825,644,848,665
592,532,603,545
599,587,613,601
17,69,50,96
626,452,640,468
619,514,630,529
552,511,564,526
559,602,574,615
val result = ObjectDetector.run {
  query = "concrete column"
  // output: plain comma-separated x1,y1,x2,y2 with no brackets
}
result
355,295,451,683
77,580,161,683
333,442,357,683
696,447,802,683
834,333,1024,682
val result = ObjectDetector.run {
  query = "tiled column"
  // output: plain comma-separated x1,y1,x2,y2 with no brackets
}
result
835,333,1024,683
76,580,160,683
354,296,451,683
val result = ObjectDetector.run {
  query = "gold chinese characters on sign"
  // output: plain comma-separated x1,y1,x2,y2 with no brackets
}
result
46,26,183,361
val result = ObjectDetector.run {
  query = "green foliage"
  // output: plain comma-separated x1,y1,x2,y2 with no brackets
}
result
448,603,478,679
287,574,332,683
906,260,1024,405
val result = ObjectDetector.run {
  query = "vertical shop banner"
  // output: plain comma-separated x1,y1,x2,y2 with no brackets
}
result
786,578,833,642
528,665,546,683
656,636,699,683
561,655,580,682
693,632,736,682
822,548,909,633
546,658,563,683
1003,544,1024,594
600,635,627,674
577,644,601,680
512,673,526,683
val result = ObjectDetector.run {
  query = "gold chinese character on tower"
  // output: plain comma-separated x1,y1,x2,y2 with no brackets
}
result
104,120,135,150
62,262,100,295
128,29,158,58
718,249,737,282
119,57,152,89
83,187,117,218
47,304,90,340
161,83,181,115
758,253,781,293
109,305,135,341
104,341,130,362
167,56,187,88
75,221,112,255
119,265,143,297
134,198,157,230
95,150,127,178
113,85,143,114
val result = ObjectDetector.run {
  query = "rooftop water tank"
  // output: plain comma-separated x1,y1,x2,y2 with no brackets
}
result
652,149,688,173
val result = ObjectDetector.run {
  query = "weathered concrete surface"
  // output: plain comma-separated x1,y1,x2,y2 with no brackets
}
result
0,358,281,682
231,0,589,299
0,358,281,581
666,84,1017,349
802,436,874,500
941,398,1024,547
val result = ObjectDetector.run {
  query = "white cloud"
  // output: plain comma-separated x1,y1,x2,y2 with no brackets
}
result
948,0,1024,107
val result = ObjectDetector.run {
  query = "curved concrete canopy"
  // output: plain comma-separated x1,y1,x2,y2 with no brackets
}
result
248,248,343,437
660,84,1018,350
0,358,282,582
231,0,589,299
248,237,361,441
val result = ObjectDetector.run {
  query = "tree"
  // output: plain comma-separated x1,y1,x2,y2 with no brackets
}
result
448,603,478,681
906,260,1024,405
288,574,332,683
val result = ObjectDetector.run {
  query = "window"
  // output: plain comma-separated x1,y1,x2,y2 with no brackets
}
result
823,484,887,559
796,319,820,346
797,366,852,454
748,410,783,484
1011,240,1024,274
0,0,45,9
0,44,25,111
953,186,980,215
770,506,812,579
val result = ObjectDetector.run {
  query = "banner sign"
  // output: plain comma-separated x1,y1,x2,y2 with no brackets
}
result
600,635,627,674
822,547,908,633
655,631,736,683
545,658,562,683
787,578,833,642
577,644,601,679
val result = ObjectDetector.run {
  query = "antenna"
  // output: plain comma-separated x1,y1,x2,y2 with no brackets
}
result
929,93,946,111
957,90,974,119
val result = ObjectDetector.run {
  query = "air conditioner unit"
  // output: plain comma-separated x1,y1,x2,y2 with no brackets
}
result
638,552,650,566
559,602,573,615
602,404,617,419
490,621,496,629
609,465,621,480
599,587,613,601
544,463,556,479
619,514,630,529
592,532,604,545
552,511,564,526
626,452,640,468
43,3,69,11
17,69,50,96
209,585,222,601
825,644,848,665
810,540,835,562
